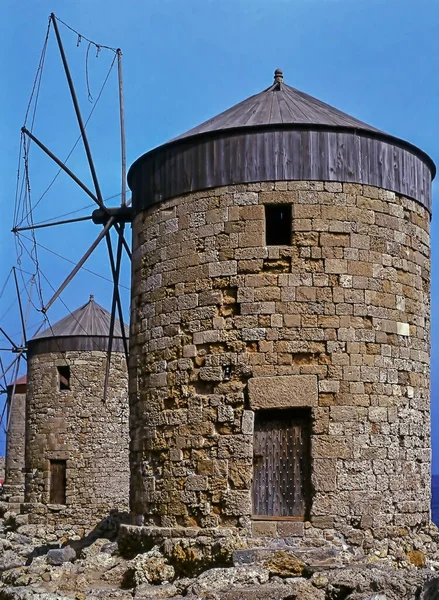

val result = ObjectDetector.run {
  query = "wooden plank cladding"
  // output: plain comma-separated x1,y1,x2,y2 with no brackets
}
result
129,128,434,213
28,335,126,356
253,409,311,518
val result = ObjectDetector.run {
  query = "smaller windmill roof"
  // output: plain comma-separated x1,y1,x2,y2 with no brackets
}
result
31,295,129,341
7,374,27,389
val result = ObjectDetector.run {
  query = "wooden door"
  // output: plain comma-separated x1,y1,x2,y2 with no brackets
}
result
252,409,310,518
50,460,66,504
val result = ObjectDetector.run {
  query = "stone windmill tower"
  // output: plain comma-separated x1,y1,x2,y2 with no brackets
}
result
2,375,26,504
23,295,129,535
127,70,434,543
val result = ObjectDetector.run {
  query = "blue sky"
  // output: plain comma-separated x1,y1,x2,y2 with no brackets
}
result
1,0,439,469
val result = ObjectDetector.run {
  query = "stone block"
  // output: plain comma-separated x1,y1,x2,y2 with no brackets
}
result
185,476,208,491
234,192,258,205
318,380,340,393
228,460,252,489
242,328,266,341
311,516,334,529
368,407,388,422
183,345,197,358
199,367,223,382
325,259,347,274
259,191,297,204
242,411,255,435
221,490,252,515
248,375,318,409
218,405,235,422
251,521,277,537
218,435,253,459
397,322,410,336
312,459,337,492
313,436,353,459
208,261,237,278
277,521,304,537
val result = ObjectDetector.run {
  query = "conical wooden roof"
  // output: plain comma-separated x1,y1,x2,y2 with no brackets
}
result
172,69,382,142
31,296,128,341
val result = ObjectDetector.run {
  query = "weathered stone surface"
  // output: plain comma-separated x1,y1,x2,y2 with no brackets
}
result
134,582,179,598
0,550,26,572
263,551,305,577
127,547,175,585
248,375,318,409
46,546,76,566
0,588,70,600
189,565,270,595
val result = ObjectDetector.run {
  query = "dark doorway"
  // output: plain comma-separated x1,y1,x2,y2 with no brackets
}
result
253,408,311,518
50,459,67,504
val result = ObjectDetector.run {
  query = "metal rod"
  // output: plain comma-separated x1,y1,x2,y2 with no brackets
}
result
104,232,126,339
6,355,21,433
103,223,128,401
22,128,100,207
12,215,93,233
116,227,129,361
42,218,114,313
0,399,8,433
117,49,127,208
0,356,8,391
119,231,131,260
13,268,27,344
0,354,22,381
51,13,107,209
0,328,18,350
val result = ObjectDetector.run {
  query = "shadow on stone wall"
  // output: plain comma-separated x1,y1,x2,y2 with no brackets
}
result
24,509,130,565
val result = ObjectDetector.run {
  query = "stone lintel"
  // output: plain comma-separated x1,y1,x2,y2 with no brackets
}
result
248,375,318,410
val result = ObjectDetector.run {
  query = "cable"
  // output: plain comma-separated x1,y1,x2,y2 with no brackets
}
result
0,274,35,323
86,43,94,102
0,269,13,300
15,53,117,228
16,232,130,290
55,15,118,53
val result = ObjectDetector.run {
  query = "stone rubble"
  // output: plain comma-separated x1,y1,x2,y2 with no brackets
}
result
0,505,439,599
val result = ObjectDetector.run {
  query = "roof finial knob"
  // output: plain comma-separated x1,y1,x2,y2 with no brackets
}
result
274,68,283,83
89,294,94,302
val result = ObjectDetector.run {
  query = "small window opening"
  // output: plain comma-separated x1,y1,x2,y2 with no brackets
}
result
57,366,70,391
265,204,292,246
253,408,311,519
50,459,66,505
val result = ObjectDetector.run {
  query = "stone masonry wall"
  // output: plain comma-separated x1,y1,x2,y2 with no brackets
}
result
24,349,129,533
129,181,431,540
3,390,26,498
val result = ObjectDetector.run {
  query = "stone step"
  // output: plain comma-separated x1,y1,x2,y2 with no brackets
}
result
233,545,345,570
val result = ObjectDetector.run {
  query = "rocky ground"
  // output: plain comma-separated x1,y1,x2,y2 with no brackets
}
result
1,505,439,599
